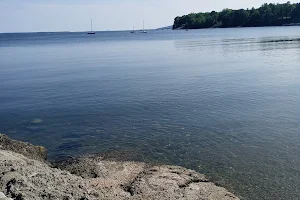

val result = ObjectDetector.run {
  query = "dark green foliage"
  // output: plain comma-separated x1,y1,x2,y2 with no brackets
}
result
173,1,300,29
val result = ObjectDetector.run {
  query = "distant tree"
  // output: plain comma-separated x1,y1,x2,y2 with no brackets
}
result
248,8,260,26
291,3,300,21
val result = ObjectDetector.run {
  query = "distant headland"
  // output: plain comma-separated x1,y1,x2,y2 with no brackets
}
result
173,2,300,29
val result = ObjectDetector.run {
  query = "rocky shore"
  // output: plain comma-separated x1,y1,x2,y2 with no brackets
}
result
0,134,240,200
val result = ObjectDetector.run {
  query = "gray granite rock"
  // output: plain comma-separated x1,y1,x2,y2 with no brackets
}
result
0,134,240,200
0,192,13,200
0,134,47,161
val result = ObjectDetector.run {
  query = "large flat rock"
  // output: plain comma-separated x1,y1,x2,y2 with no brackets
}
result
0,134,240,200
0,150,239,200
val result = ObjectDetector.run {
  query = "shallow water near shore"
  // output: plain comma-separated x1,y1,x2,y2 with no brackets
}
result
1,27,300,200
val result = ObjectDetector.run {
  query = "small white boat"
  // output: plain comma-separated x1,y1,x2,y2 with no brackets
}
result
87,19,95,34
130,26,135,33
141,20,148,33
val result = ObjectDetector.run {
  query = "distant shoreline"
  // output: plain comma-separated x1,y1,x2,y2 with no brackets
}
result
173,2,300,30
1,25,300,35
174,24,300,30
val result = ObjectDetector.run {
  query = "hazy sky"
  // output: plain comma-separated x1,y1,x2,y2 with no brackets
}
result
0,0,297,33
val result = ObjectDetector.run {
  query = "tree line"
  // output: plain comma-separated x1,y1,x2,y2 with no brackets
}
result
173,2,300,29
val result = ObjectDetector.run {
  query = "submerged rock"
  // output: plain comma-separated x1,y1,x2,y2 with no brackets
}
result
31,119,43,124
0,134,240,200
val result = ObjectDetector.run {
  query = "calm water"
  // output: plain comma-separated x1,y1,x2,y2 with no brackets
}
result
1,27,300,200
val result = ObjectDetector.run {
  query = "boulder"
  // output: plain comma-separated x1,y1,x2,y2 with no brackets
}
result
0,134,47,161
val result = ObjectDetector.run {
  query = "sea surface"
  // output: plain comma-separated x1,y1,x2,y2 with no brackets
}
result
1,27,300,200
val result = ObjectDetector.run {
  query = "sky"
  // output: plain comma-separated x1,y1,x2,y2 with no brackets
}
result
0,0,297,33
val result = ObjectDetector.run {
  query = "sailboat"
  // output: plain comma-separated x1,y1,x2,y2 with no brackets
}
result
87,19,95,34
130,26,135,33
141,20,148,33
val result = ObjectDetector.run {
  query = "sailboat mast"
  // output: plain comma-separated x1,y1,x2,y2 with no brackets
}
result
91,19,93,31
143,20,144,31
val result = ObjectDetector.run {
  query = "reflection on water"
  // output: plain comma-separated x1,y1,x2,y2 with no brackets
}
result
261,37,300,43
0,27,300,200
174,36,300,54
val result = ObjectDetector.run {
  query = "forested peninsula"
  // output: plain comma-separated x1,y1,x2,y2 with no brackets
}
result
173,2,300,29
